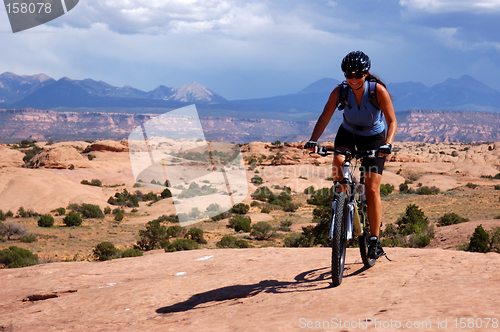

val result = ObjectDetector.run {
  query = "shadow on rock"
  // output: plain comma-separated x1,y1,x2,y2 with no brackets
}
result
156,267,332,314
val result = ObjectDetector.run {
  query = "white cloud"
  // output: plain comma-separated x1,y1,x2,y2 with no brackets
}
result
400,0,500,13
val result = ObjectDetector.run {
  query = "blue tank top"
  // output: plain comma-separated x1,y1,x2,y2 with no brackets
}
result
341,81,385,136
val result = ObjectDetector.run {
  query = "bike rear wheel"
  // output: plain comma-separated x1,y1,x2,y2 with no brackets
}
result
331,192,348,286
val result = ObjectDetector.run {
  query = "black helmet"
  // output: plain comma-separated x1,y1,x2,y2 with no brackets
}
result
341,51,371,73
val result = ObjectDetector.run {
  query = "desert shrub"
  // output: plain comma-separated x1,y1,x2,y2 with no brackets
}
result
20,234,37,243
303,186,315,195
63,212,82,227
161,188,172,199
494,185,500,190
416,186,440,195
399,183,413,194
251,222,276,240
107,189,139,207
283,231,315,247
251,186,274,202
93,242,120,261
0,246,39,268
279,220,292,232
216,235,249,248
114,211,125,222
81,179,102,187
250,201,261,207
230,203,250,215
251,175,263,185
468,225,490,253
438,213,469,226
17,206,38,218
135,219,168,251
0,222,28,240
228,215,252,232
165,239,199,252
466,183,478,189
210,211,232,222
380,237,406,248
37,214,54,227
396,204,429,236
380,183,394,196
184,227,207,244
408,234,431,248
103,206,112,215
79,204,104,219
55,207,66,216
143,192,160,202
489,227,500,252
261,207,271,214
0,210,6,221
167,225,184,238
121,248,143,258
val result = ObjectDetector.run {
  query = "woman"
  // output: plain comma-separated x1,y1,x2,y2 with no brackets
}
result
304,50,397,259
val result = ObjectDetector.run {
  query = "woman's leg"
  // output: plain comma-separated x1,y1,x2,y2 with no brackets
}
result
364,171,382,237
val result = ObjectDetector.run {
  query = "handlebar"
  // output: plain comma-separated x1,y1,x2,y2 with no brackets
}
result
312,146,380,159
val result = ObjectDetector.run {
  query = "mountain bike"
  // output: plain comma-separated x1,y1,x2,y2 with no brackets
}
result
314,146,383,286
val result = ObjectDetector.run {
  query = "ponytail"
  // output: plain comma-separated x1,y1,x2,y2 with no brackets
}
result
366,73,392,100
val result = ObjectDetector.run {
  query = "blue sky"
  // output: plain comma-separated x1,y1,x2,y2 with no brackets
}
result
1,0,500,100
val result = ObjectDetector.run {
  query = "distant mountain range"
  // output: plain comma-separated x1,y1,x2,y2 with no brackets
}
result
1,72,500,119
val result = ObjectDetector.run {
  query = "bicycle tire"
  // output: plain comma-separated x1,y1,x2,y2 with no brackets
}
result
359,203,376,268
331,192,348,286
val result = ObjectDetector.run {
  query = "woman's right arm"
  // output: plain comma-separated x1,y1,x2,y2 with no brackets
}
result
309,86,339,142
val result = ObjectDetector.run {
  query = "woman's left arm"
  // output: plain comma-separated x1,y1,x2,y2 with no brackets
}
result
376,84,397,146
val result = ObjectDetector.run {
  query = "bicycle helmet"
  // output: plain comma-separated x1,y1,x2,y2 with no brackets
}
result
341,51,371,73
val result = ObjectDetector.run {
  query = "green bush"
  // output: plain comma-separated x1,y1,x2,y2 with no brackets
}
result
121,248,143,258
107,189,139,207
68,203,104,219
0,246,39,268
81,179,102,187
210,210,232,222
228,215,251,232
408,234,431,248
165,239,199,252
251,186,274,202
438,213,469,226
466,183,478,189
261,207,271,214
104,206,112,215
184,227,207,244
494,185,500,190
161,188,172,199
380,183,394,196
468,224,490,253
63,212,82,227
216,235,249,248
279,220,292,232
251,222,275,240
114,211,125,222
396,204,429,236
37,214,54,227
136,219,168,251
380,237,406,248
416,186,440,195
230,203,250,215
167,225,184,238
251,175,263,185
303,186,315,195
399,183,412,194
0,210,5,221
283,232,314,247
17,206,38,218
93,242,120,261
20,234,37,243
55,207,66,216
250,201,261,207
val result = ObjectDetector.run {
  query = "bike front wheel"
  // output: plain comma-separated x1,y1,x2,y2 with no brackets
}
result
331,192,348,286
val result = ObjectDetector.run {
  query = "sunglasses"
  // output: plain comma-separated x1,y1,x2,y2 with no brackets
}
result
344,72,366,79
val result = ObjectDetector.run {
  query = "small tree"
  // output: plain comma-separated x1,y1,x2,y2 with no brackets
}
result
161,188,172,199
0,246,39,268
228,215,251,232
0,222,28,240
230,203,250,215
37,214,54,227
251,221,276,240
93,242,120,261
468,225,490,253
396,204,429,236
63,212,82,227
136,219,168,250
184,227,207,244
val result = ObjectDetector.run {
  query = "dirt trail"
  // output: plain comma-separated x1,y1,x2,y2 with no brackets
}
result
1,247,499,332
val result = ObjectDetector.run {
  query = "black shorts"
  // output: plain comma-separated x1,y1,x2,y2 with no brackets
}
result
334,125,386,175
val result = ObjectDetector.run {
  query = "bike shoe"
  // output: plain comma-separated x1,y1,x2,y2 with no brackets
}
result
368,237,385,259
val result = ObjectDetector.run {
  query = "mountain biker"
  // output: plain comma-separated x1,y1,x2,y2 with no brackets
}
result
304,51,397,259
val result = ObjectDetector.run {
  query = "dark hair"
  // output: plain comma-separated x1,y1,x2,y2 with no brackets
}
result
366,73,387,89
